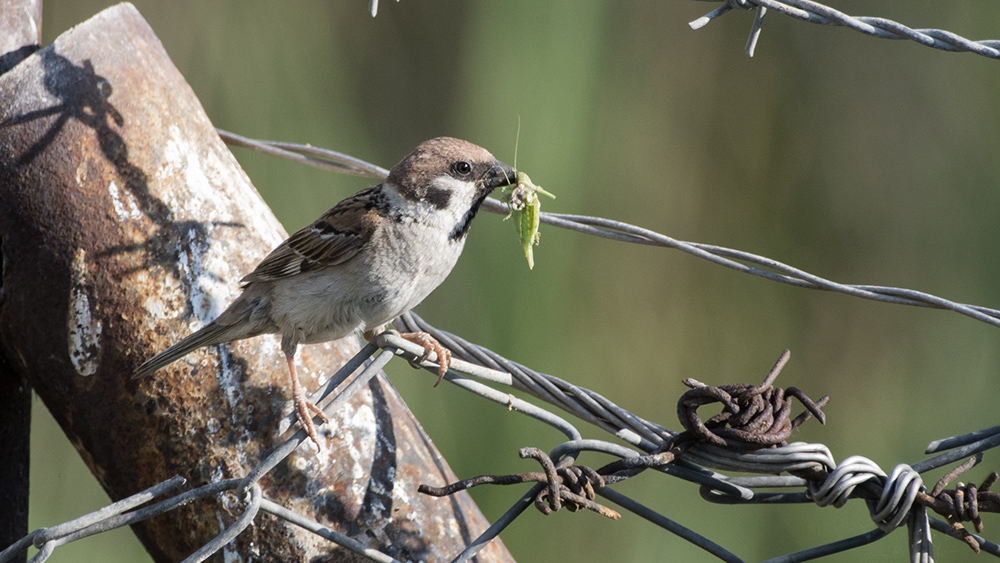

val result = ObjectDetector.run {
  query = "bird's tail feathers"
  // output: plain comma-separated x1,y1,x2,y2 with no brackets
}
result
132,322,239,378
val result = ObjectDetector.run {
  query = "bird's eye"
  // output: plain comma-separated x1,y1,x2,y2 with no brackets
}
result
452,161,472,176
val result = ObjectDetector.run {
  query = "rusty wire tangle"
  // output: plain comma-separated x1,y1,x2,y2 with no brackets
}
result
7,126,1000,562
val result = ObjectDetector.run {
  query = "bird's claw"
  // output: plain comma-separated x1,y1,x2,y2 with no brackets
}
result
400,331,452,386
293,385,329,451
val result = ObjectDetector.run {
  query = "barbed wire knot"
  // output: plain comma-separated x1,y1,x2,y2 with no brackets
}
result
417,447,620,520
676,350,829,449
920,454,1000,553
518,448,614,517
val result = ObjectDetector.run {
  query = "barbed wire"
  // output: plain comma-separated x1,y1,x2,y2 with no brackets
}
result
218,129,1000,332
362,0,1000,60
389,320,1000,558
12,131,1000,561
690,0,1000,58
7,327,999,562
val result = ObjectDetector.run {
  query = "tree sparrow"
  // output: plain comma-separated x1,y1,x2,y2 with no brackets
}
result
134,137,517,448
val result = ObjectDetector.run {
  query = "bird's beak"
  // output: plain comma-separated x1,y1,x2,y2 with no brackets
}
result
481,161,517,191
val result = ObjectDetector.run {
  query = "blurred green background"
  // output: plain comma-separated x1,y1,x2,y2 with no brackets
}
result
30,0,1000,561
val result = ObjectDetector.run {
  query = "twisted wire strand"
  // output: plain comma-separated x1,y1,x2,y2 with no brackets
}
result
805,458,931,560
367,0,1000,61
871,464,924,532
221,132,1000,333
690,0,1000,59
395,312,674,450
509,206,1000,329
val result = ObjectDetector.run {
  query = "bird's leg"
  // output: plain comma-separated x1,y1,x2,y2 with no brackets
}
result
399,332,452,387
361,326,384,342
285,353,329,450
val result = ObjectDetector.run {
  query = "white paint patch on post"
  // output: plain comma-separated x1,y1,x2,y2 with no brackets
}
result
107,180,144,222
67,248,103,376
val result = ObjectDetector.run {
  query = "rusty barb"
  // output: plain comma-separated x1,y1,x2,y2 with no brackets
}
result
921,454,1000,553
420,350,832,519
675,349,828,450
415,347,1000,557
419,447,621,520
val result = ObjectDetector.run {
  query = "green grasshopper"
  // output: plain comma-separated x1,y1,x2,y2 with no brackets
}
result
500,171,555,269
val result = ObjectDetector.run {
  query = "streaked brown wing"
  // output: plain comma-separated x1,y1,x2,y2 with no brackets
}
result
241,185,383,284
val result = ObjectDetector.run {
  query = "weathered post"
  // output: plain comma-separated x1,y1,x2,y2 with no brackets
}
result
0,4,512,561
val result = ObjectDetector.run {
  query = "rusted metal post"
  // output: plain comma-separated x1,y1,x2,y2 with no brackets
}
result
0,1,42,559
0,0,40,74
0,4,512,561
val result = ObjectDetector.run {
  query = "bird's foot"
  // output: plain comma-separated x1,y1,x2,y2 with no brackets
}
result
400,331,452,386
292,380,330,451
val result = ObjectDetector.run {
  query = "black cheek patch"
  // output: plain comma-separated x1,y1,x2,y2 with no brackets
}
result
424,186,452,210
449,193,489,241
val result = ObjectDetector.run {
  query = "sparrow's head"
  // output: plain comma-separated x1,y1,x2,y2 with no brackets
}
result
388,137,516,240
